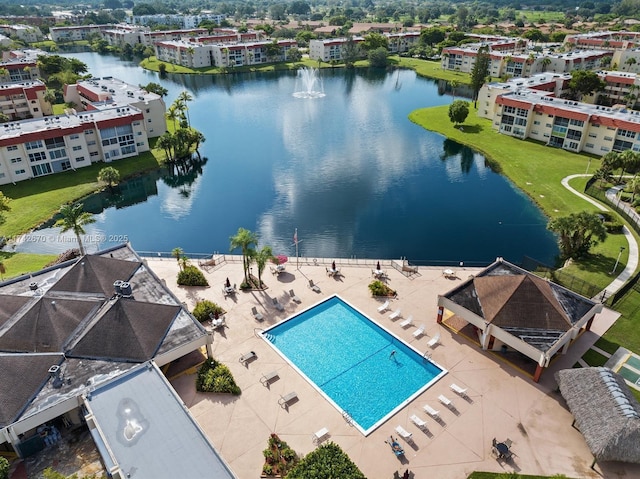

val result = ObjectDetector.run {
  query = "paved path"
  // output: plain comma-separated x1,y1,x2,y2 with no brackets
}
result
561,174,639,299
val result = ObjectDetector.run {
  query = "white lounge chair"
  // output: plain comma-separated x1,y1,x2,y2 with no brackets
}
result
239,351,257,364
308,279,321,293
289,289,301,303
251,306,264,322
439,394,453,408
389,309,402,320
450,383,468,398
410,414,428,430
413,324,426,338
399,315,413,328
272,297,284,311
278,391,298,408
260,370,279,387
377,300,390,313
423,404,440,418
312,427,329,444
395,425,412,440
427,331,441,347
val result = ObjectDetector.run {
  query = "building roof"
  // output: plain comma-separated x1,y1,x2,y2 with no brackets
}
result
444,259,597,352
556,367,640,463
0,244,207,429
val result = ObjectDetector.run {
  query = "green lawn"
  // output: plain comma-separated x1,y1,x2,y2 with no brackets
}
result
0,151,162,240
511,9,566,23
396,57,472,83
140,55,325,75
0,251,57,279
408,105,633,287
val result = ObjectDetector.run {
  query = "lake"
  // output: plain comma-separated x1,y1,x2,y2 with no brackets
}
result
17,52,559,266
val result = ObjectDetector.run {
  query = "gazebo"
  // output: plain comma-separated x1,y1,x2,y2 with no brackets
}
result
556,367,640,467
436,258,603,381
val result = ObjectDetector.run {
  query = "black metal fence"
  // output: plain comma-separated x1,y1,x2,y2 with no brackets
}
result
521,256,601,300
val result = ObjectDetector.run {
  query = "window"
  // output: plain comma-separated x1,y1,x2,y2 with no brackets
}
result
15,169,25,175
10,158,21,163
604,136,613,141
28,151,47,162
586,143,594,149
568,141,579,149
569,119,584,127
147,119,152,122
69,134,80,140
137,131,143,136
85,129,94,135
133,121,140,126
49,148,67,160
546,123,552,128
533,120,540,125
601,146,610,152
60,160,71,171
121,145,136,155
145,109,150,113
33,108,39,112
45,137,65,149
72,145,82,151
618,129,636,139
136,142,145,147
7,145,17,151
75,156,85,162
31,163,52,176
0,173,4,179
25,140,43,150
90,151,99,157
588,133,597,138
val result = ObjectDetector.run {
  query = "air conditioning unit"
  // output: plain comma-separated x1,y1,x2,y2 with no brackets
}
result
113,279,123,294
120,282,132,296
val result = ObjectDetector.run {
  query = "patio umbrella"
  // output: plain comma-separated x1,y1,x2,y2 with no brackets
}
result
332,261,336,271
376,261,381,271
276,254,288,265
226,277,231,288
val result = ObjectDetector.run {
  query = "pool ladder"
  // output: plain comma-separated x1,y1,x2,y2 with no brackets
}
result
264,333,276,343
342,410,354,427
254,328,275,342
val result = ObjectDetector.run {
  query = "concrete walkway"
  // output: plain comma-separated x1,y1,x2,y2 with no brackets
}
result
561,174,639,298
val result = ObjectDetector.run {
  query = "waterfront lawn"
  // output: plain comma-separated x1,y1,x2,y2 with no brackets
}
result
0,151,161,239
0,251,57,279
396,57,472,83
409,104,633,289
140,55,321,74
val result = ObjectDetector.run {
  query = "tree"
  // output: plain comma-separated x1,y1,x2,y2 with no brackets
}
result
286,442,365,479
55,203,96,256
625,57,637,71
368,47,388,68
470,46,490,107
568,70,606,100
229,227,258,284
98,166,120,189
141,82,168,97
158,62,167,75
252,245,274,287
0,457,9,479
547,211,607,260
419,27,446,46
43,88,56,105
172,247,184,270
0,191,10,226
361,32,388,51
448,100,470,126
177,90,193,127
286,47,302,63
166,104,180,131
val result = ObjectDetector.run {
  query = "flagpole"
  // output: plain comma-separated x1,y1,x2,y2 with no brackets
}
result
295,228,299,269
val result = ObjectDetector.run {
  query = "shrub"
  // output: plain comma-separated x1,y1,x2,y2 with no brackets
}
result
603,220,624,234
285,442,364,479
177,265,208,286
263,434,297,477
0,457,9,479
368,280,396,297
196,358,241,395
192,300,224,323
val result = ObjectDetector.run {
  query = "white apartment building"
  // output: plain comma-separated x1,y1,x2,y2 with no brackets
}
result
565,31,640,51
101,26,145,48
0,25,43,43
0,57,40,83
477,83,640,156
0,106,150,185
63,77,167,138
308,38,364,62
0,79,52,121
154,40,213,68
611,48,640,74
386,32,420,54
130,14,224,29
140,29,207,47
0,34,10,48
50,25,106,42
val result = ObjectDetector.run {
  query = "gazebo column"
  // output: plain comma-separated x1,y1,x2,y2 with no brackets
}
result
585,314,595,331
436,305,444,324
533,364,544,382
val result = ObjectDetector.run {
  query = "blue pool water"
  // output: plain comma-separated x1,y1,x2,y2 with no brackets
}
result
263,296,446,435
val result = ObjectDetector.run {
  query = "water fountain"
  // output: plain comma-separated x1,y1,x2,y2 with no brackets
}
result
293,67,325,98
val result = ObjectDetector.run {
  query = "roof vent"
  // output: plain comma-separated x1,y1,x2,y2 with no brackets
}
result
48,365,60,376
120,281,132,297
29,281,38,291
113,279,123,295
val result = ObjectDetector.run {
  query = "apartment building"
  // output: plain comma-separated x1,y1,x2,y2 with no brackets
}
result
50,25,106,42
0,25,43,43
0,57,41,83
386,32,421,54
565,31,640,51
308,37,364,62
0,106,150,185
154,40,213,68
0,79,52,121
140,29,207,47
101,25,145,48
63,77,167,138
194,29,264,45
477,83,640,156
130,13,224,29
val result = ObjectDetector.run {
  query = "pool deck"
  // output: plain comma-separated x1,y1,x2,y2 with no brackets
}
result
147,257,639,479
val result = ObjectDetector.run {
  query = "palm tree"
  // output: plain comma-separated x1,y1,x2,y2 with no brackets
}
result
43,88,56,105
166,104,180,131
625,57,637,72
229,227,258,284
172,247,184,270
55,203,96,255
177,91,193,127
541,57,551,72
252,245,274,288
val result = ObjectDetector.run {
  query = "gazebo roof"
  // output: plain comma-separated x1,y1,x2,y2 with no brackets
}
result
556,367,640,463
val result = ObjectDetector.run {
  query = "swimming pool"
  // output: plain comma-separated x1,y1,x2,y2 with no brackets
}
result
263,295,446,435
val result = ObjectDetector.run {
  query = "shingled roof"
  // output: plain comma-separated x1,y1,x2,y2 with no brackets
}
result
50,254,140,296
556,367,640,463
67,298,181,362
0,295,31,328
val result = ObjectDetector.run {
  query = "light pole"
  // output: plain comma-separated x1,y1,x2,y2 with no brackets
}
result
611,246,625,275
585,158,592,174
